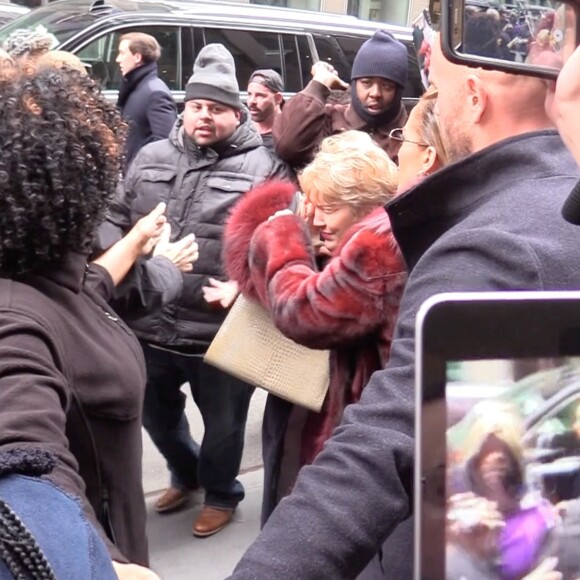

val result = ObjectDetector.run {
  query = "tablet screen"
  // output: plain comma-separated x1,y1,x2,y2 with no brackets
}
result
445,358,580,580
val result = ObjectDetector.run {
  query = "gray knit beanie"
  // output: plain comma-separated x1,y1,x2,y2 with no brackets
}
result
2,27,57,58
185,44,242,109
351,30,408,89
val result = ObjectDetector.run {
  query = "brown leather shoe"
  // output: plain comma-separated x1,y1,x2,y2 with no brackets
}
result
192,506,234,537
154,487,189,513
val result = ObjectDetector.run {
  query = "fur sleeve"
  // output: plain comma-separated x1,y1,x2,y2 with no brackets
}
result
223,180,297,298
249,219,407,350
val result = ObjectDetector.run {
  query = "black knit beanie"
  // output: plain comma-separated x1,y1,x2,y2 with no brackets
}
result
185,43,242,109
351,30,408,89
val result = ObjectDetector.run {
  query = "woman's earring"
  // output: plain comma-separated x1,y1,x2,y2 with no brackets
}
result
417,169,428,177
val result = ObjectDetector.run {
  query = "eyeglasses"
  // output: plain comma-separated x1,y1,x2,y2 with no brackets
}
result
388,128,428,147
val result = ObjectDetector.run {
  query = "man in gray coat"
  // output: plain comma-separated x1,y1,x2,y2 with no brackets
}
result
227,36,580,579
102,43,288,538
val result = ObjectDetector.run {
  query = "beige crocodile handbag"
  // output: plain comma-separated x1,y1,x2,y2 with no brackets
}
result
204,295,330,412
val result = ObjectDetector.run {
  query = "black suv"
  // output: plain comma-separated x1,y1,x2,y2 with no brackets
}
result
0,0,424,105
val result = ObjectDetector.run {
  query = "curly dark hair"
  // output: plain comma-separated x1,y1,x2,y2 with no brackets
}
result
0,68,126,277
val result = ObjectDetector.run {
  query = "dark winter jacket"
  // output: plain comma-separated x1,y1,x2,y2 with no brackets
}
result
117,61,177,168
228,130,580,579
0,254,148,566
272,80,407,169
103,112,290,349
224,181,406,522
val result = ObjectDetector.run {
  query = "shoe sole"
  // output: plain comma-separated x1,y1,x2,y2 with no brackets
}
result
154,496,189,514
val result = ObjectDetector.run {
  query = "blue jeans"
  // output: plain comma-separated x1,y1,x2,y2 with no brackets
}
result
141,343,253,509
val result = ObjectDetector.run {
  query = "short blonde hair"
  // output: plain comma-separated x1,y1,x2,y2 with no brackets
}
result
299,131,398,217
36,51,87,76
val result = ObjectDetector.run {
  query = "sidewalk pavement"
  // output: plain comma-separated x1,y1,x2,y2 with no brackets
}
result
147,468,263,579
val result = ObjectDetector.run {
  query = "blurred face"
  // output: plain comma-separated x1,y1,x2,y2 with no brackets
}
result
475,434,519,503
183,99,241,147
429,39,474,162
355,77,397,114
247,81,279,125
309,194,358,253
116,39,141,76
396,106,429,193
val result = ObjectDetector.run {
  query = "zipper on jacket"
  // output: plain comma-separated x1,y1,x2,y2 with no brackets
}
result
100,485,118,546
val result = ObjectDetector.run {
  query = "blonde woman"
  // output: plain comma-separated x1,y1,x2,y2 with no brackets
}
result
223,130,406,524
390,86,448,192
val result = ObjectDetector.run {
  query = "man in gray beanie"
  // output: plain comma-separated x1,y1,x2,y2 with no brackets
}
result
98,43,289,538
273,29,410,169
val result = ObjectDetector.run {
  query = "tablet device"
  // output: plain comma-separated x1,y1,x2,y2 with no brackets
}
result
414,292,580,580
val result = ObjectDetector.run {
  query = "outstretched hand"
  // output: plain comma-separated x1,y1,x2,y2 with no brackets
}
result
153,224,199,272
202,278,239,308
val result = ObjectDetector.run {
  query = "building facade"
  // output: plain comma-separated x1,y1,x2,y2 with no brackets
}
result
252,0,421,26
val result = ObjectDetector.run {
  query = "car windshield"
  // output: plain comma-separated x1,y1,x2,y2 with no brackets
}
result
0,0,100,46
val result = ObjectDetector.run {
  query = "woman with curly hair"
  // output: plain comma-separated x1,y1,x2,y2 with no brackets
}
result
0,68,162,578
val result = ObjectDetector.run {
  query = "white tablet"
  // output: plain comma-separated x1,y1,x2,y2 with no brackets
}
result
414,292,580,580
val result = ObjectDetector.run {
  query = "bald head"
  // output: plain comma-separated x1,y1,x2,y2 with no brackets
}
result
428,34,553,160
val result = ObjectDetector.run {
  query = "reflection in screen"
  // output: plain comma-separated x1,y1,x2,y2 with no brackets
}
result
445,358,580,580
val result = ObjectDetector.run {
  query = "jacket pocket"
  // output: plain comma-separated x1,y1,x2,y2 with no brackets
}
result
131,167,177,221
201,176,254,224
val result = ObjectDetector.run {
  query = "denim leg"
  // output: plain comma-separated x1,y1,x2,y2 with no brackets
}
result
141,343,200,491
185,358,254,509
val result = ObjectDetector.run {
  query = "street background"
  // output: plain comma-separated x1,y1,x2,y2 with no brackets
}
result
143,386,268,579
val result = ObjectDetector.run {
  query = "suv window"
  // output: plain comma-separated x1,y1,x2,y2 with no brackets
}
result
281,34,304,93
312,33,352,81
201,27,281,89
75,25,181,91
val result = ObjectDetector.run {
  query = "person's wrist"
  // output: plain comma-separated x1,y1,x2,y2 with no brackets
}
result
126,226,151,253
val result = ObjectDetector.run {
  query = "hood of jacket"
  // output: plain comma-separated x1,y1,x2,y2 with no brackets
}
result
385,130,580,272
168,106,263,158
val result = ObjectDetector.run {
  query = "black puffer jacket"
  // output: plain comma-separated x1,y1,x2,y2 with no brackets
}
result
104,111,289,348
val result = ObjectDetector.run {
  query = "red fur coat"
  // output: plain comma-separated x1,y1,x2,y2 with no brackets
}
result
224,180,406,465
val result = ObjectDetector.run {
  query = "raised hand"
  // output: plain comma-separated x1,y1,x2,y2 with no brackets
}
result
311,61,349,91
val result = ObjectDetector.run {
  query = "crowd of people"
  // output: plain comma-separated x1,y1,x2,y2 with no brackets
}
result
463,4,571,68
0,13,579,580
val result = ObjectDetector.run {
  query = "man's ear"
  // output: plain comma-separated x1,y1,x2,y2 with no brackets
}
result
466,75,487,124
274,93,284,106
235,109,242,125
134,52,143,66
